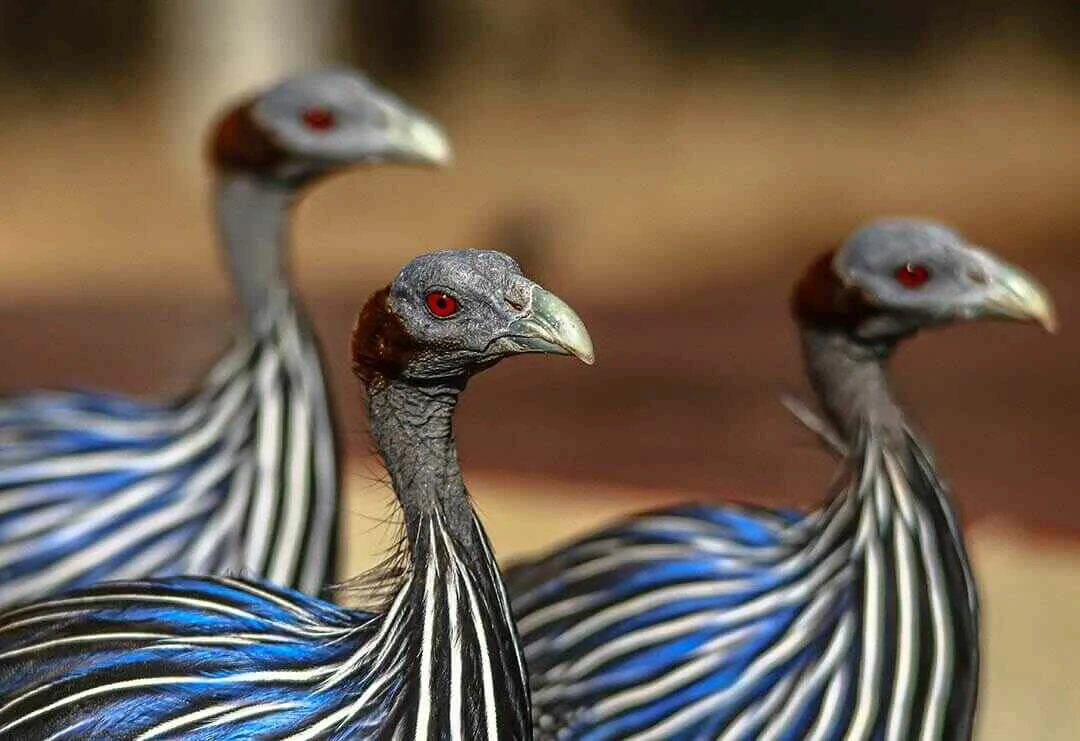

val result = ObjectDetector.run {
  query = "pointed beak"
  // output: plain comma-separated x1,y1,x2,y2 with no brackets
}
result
383,105,453,167
980,257,1058,333
504,285,595,365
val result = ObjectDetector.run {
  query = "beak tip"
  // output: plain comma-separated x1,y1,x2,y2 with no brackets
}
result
988,261,1058,336
1025,292,1058,334
1039,311,1059,334
518,285,596,367
564,332,595,366
399,115,453,167
423,136,454,167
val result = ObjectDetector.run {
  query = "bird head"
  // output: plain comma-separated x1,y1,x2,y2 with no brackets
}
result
352,249,594,385
794,218,1057,343
209,68,451,182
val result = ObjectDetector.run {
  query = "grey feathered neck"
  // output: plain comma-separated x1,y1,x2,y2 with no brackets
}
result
799,324,906,447
215,173,297,335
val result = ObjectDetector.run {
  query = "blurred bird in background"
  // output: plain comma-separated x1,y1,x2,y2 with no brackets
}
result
508,220,1055,740
0,69,451,608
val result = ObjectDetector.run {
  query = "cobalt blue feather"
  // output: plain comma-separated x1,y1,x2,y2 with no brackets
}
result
0,510,526,739
0,306,340,608
0,576,381,739
510,431,978,741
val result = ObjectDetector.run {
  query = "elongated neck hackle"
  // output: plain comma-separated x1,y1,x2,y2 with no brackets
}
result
793,252,905,444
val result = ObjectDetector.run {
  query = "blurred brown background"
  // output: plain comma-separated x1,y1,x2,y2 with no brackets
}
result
0,1,1077,736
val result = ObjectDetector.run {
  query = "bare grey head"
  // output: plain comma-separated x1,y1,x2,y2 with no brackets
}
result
353,249,594,385
210,68,452,182
797,218,1056,343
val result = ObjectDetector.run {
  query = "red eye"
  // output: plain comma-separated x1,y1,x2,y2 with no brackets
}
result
425,291,459,318
301,107,336,131
895,262,931,289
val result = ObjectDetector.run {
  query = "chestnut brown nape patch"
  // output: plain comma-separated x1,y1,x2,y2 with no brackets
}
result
791,250,876,330
352,287,420,385
207,102,286,174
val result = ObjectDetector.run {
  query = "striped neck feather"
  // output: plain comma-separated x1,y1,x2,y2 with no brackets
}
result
797,323,978,737
364,377,532,738
812,410,980,740
366,510,530,739
187,300,338,595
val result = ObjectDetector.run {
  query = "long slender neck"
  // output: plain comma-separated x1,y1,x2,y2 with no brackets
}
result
214,172,297,334
367,376,479,554
366,374,532,738
799,323,905,446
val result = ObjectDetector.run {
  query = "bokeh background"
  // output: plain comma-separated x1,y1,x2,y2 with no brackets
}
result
0,1,1077,736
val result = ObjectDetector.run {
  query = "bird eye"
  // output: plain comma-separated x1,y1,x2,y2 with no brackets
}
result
301,107,337,131
425,291,460,318
894,262,931,289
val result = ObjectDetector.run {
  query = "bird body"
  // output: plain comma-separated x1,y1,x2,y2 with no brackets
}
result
514,400,974,740
0,70,451,607
0,304,334,603
510,220,1054,740
0,249,594,739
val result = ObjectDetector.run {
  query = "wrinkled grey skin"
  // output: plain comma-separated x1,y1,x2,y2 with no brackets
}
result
368,249,592,549
389,249,594,380
806,217,1055,440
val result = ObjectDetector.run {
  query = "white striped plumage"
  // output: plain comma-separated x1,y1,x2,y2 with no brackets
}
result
0,69,456,609
511,430,978,740
0,508,526,739
0,303,339,608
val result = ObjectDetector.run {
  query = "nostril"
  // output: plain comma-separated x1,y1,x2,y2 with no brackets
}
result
508,299,525,311
968,270,988,285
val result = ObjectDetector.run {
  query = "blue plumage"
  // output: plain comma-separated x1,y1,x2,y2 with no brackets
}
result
0,323,344,608
512,437,976,740
0,576,387,740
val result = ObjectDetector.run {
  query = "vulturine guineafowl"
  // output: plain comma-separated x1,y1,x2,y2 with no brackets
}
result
0,70,451,607
0,248,594,739
508,219,1055,740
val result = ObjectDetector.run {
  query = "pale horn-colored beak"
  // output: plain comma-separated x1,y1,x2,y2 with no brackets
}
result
981,258,1058,333
505,285,595,365
383,104,453,167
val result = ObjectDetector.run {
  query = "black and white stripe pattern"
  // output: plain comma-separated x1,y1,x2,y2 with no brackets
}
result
384,508,531,738
0,509,528,739
510,429,978,739
0,303,339,607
